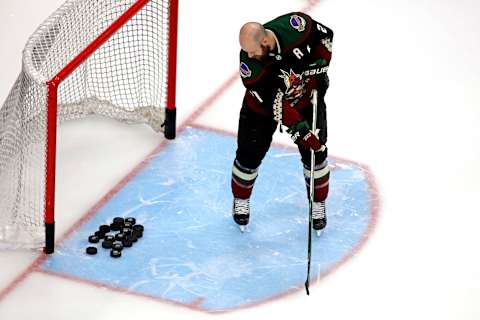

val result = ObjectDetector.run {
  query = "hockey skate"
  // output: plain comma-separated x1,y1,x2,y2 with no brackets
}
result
312,201,327,236
232,198,250,232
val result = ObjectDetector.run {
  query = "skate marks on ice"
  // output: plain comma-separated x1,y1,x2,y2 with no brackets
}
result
40,127,378,313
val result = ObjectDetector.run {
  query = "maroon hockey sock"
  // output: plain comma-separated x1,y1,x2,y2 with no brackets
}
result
231,159,258,199
304,161,330,202
312,175,329,201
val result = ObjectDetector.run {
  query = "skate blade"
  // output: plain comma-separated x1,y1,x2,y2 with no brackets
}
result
239,225,248,233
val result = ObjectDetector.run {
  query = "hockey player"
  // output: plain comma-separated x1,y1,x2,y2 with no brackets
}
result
231,12,333,234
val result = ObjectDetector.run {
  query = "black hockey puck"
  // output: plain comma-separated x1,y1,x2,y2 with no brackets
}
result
132,230,143,238
122,228,132,236
112,242,123,251
102,240,113,249
99,224,111,233
132,224,144,233
86,247,97,255
94,230,106,239
115,233,125,241
110,222,121,231
122,238,133,247
125,217,136,225
113,217,124,225
110,249,122,258
88,235,100,243
124,222,133,229
128,234,138,243
105,235,115,242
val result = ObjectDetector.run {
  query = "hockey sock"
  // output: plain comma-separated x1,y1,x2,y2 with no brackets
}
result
304,160,330,201
231,159,259,199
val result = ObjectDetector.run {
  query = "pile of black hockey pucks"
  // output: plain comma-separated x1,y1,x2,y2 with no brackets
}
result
85,217,144,258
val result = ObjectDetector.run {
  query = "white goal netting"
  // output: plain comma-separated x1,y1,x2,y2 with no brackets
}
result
0,0,174,249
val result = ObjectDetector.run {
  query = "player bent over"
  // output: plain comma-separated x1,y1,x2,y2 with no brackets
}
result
231,12,333,234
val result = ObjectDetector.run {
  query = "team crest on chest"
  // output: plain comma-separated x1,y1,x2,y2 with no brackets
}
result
239,62,252,78
278,69,305,101
290,15,306,32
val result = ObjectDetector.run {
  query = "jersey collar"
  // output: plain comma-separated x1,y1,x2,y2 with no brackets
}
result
267,29,281,55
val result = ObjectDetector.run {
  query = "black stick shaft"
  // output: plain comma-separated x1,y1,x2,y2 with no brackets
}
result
305,89,318,295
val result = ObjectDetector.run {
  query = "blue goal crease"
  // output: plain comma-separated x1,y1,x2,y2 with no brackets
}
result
41,127,376,311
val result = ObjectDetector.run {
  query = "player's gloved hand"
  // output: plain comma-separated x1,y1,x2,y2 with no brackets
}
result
287,120,324,152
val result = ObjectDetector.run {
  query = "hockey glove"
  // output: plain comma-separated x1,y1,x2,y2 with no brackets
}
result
273,90,303,126
287,120,324,152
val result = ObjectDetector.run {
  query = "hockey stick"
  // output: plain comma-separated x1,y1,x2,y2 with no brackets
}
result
305,89,318,295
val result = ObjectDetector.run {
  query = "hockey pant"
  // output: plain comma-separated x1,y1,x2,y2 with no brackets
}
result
231,100,329,202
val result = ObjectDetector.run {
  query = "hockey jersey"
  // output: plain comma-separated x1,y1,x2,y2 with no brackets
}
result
239,12,333,118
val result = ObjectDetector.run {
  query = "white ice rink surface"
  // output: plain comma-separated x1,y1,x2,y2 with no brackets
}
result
1,0,480,319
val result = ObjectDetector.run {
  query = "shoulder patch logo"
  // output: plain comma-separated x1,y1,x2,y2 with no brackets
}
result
290,15,306,32
240,62,252,78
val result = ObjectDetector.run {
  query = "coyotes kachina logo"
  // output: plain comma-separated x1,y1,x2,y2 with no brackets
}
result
278,69,305,101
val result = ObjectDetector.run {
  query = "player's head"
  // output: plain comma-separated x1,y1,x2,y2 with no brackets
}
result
239,22,270,61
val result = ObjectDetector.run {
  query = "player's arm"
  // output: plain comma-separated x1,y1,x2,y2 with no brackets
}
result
310,20,333,67
291,16,333,111
304,19,333,90
239,54,281,115
279,17,332,150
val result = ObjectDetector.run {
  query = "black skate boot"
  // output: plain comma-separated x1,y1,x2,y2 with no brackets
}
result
232,198,250,232
312,201,327,236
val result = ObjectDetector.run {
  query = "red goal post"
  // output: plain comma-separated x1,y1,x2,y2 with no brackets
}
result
0,0,178,253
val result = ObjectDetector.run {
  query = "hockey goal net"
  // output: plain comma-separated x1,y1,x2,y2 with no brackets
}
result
0,0,178,253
